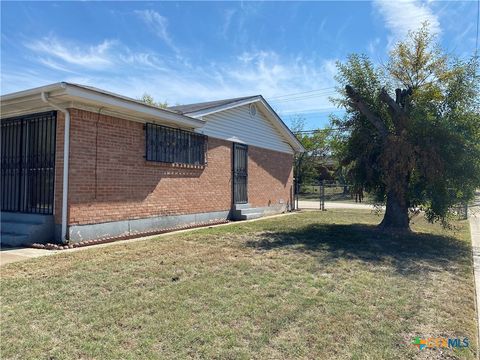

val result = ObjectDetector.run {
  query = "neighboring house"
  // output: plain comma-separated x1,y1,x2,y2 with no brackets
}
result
0,82,305,247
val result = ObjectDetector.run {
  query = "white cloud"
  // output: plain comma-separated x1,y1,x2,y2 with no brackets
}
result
373,0,441,47
6,37,340,119
134,10,178,53
37,58,79,74
25,36,115,69
117,51,167,71
24,36,166,72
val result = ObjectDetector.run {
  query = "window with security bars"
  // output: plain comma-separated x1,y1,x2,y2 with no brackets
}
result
1,111,57,214
145,123,207,165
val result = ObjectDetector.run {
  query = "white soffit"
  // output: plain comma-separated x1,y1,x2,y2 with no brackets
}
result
0,82,205,129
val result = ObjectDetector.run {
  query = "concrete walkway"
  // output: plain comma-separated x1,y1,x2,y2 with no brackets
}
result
0,247,56,266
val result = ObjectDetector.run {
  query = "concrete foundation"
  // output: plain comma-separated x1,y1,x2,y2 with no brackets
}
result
68,210,231,243
67,205,287,243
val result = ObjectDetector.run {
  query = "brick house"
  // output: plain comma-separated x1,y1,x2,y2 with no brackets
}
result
0,83,304,247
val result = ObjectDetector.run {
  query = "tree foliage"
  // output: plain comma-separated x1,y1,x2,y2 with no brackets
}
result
139,93,169,109
291,115,334,185
332,23,480,229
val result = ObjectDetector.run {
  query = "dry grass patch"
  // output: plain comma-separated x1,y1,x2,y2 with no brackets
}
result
1,210,476,359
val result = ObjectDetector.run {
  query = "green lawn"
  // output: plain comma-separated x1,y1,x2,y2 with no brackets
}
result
1,210,477,359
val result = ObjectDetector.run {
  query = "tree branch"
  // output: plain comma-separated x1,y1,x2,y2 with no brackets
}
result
345,85,389,138
379,88,403,113
379,88,408,132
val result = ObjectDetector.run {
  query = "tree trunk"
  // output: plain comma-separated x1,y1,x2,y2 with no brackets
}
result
379,191,410,230
345,84,413,232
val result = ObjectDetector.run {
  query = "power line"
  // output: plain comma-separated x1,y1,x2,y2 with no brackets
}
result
270,91,337,103
275,109,345,118
267,87,336,100
293,127,348,134
283,109,344,114
271,91,336,103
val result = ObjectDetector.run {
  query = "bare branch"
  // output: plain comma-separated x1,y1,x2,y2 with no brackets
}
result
379,88,408,132
380,88,404,114
345,85,389,137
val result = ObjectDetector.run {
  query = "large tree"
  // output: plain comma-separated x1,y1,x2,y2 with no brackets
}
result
332,24,480,230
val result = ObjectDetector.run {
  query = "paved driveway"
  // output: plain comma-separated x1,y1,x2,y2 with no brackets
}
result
298,200,381,210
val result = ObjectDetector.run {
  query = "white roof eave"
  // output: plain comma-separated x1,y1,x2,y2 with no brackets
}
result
0,82,205,129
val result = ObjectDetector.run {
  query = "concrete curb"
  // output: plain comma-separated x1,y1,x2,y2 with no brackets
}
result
469,209,480,360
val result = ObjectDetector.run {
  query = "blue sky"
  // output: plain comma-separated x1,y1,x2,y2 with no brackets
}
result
1,1,478,130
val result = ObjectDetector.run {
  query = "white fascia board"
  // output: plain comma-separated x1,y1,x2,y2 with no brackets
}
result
1,82,205,129
186,96,305,153
62,84,205,128
184,97,262,118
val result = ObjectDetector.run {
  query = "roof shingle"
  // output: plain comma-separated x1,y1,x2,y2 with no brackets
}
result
168,95,260,114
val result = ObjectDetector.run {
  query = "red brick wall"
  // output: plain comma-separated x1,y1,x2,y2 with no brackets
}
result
248,146,294,209
55,109,293,226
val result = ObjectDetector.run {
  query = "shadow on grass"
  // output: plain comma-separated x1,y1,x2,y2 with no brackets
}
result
245,223,470,276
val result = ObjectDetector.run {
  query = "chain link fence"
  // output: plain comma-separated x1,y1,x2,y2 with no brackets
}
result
294,180,371,210
293,180,477,218
468,191,480,218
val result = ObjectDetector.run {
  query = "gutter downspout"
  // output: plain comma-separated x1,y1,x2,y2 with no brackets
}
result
41,92,70,244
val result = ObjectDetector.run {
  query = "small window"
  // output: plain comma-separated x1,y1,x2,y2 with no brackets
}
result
145,123,207,165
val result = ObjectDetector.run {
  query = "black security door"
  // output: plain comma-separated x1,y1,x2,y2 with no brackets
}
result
233,143,248,204
1,111,56,214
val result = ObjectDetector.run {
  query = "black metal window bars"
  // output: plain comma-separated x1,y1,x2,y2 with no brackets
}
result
145,123,207,165
1,111,57,214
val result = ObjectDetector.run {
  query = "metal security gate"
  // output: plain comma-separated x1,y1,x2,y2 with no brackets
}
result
1,111,56,214
233,143,248,204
